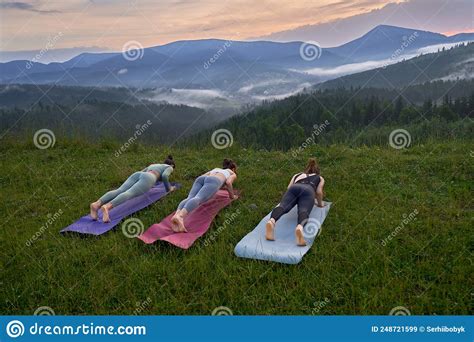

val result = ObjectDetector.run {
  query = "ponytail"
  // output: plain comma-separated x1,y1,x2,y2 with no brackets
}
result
223,158,237,171
164,155,176,168
304,158,320,175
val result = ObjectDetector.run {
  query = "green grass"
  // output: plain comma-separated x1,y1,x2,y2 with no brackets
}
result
0,139,472,315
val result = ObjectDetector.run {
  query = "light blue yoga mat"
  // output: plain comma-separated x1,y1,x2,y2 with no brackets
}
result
234,202,331,264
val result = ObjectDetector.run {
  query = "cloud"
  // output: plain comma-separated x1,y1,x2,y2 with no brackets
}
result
252,0,474,46
2,0,472,51
0,1,61,13
296,40,474,80
302,60,390,77
144,88,229,109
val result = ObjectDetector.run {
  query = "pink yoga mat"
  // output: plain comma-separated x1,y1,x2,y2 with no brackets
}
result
138,189,238,249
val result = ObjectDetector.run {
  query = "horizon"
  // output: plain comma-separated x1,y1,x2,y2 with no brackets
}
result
0,23,472,64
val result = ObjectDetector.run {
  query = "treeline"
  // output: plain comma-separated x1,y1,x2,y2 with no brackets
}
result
0,100,218,144
190,82,474,150
0,84,142,108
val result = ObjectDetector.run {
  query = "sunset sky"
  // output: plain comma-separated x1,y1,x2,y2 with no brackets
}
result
1,0,473,52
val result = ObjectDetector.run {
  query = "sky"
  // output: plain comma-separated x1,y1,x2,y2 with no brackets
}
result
0,0,473,52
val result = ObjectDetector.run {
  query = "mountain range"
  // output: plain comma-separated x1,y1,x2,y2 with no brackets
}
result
1,25,474,111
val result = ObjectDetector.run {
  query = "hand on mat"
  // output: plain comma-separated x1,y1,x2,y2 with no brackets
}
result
169,186,177,192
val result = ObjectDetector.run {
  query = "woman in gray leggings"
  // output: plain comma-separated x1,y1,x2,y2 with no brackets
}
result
90,156,177,223
171,159,237,232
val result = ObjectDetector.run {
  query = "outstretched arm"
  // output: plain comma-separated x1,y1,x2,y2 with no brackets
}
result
315,176,325,207
225,174,237,199
161,167,175,192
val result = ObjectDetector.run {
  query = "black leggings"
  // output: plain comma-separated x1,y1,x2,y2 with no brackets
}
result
270,183,315,225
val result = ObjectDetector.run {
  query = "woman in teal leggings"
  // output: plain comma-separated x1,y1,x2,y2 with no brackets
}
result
90,155,176,223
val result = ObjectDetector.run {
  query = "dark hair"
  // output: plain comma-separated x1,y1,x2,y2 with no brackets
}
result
304,158,320,175
164,155,176,168
223,158,237,171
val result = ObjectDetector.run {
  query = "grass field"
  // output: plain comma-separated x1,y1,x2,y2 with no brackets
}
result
0,138,472,315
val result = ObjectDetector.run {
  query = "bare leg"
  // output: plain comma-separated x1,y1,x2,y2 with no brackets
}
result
295,224,307,246
90,200,102,220
265,218,276,241
101,203,113,223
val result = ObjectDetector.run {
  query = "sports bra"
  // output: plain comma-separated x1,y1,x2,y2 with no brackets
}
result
209,168,231,179
294,173,320,191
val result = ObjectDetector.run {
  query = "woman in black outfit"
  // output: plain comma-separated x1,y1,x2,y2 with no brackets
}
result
265,158,325,246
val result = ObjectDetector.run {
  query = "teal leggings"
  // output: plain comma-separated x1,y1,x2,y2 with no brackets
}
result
100,172,156,207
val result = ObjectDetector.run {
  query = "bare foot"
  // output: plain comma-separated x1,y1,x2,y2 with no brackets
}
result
101,205,111,223
178,221,188,233
295,226,307,246
170,215,181,233
90,202,100,220
265,219,275,241
175,215,187,233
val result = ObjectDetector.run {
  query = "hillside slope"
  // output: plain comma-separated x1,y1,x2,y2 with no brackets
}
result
319,42,474,89
0,140,471,314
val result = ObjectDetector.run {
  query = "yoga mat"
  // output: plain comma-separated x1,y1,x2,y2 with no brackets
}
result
234,201,331,264
60,182,180,236
138,189,237,249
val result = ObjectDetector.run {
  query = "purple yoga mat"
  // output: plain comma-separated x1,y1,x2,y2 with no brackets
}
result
138,189,238,249
60,182,180,236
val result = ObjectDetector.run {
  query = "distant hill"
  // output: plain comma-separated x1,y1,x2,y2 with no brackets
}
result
0,46,110,63
319,42,474,90
1,25,473,110
328,25,451,62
